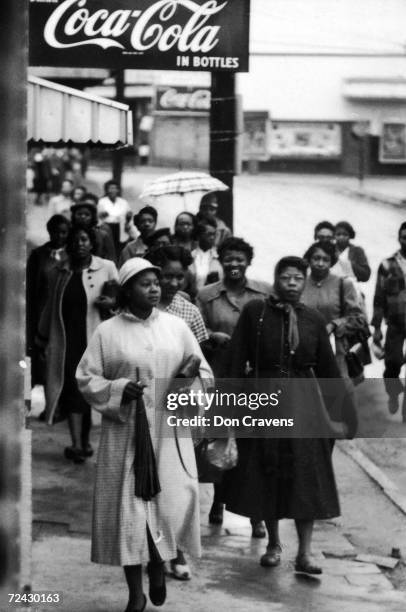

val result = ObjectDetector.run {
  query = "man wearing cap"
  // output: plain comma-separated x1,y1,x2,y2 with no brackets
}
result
197,193,232,248
372,221,406,415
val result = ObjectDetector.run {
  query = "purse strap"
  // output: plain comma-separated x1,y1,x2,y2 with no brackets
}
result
254,300,267,379
339,277,345,318
175,427,198,479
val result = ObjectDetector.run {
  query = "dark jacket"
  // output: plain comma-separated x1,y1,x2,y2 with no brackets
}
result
348,244,371,282
36,256,118,423
372,252,406,329
221,297,357,522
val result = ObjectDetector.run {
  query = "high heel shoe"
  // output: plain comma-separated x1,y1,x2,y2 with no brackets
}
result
81,443,94,457
260,544,282,567
147,561,166,606
124,594,147,612
64,446,85,464
295,554,322,575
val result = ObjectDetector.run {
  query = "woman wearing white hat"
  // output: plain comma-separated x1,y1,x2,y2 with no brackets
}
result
76,258,213,612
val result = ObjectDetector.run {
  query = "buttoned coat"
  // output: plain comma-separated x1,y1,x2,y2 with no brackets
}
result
37,255,118,424
76,310,213,566
221,297,357,522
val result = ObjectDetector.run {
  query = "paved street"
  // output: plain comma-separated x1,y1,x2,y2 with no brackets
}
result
30,416,406,612
27,166,406,611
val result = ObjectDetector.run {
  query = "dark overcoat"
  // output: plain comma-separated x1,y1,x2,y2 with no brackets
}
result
221,297,357,521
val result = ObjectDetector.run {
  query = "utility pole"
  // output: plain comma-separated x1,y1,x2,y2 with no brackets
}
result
209,72,237,231
0,0,27,596
112,69,125,187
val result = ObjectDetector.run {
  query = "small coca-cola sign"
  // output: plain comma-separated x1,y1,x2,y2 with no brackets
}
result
156,85,210,113
29,0,250,72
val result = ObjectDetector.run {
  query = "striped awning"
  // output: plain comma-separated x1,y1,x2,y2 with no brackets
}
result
28,75,133,147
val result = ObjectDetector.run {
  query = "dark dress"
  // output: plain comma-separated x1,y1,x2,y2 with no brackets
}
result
26,243,68,386
57,270,89,420
221,296,357,522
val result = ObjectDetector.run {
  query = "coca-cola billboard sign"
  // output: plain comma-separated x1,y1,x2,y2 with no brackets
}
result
156,85,210,113
29,0,250,71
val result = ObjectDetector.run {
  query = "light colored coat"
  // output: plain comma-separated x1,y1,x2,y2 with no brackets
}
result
76,309,213,566
37,255,118,424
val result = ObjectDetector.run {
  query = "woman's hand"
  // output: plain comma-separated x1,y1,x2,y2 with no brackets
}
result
122,381,146,403
210,331,231,347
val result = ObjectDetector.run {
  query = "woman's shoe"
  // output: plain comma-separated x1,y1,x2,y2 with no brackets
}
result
81,443,94,457
64,446,85,464
124,594,147,612
169,559,192,581
208,502,224,525
295,554,322,575
147,561,166,606
251,520,266,539
260,544,282,567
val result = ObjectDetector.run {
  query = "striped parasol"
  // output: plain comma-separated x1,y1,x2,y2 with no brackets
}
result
140,171,229,200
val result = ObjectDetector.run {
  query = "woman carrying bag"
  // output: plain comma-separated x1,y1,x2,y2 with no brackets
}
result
221,256,357,575
302,241,369,384
76,258,213,612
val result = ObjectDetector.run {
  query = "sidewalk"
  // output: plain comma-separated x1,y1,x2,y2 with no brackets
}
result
30,413,406,612
26,167,406,250
335,176,406,208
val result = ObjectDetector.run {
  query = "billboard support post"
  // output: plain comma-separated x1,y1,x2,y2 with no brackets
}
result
209,72,237,232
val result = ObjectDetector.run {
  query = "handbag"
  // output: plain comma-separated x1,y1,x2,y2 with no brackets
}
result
194,437,238,483
344,346,365,385
338,278,371,382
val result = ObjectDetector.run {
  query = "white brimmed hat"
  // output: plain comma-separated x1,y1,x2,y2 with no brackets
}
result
118,258,160,286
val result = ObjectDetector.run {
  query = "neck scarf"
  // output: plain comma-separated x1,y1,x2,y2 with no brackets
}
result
270,293,300,354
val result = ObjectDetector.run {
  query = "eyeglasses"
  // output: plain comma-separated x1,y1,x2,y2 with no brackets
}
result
279,275,305,282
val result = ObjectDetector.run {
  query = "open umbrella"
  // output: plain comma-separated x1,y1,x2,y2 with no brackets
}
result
140,171,229,205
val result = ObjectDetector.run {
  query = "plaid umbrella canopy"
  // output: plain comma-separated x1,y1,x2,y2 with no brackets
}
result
140,171,229,199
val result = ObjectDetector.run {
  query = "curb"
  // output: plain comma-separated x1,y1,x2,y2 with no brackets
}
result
339,440,406,516
336,187,406,208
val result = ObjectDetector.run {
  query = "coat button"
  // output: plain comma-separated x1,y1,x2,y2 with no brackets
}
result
90,284,94,288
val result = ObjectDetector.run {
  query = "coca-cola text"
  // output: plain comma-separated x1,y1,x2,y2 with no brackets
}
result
44,0,227,53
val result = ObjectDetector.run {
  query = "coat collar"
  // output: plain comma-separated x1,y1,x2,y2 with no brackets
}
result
58,255,102,273
203,278,265,302
120,307,159,323
268,292,305,311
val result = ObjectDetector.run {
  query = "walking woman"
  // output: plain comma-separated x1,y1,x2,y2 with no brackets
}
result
147,245,208,346
36,226,118,462
76,258,213,612
27,214,70,387
171,212,197,252
332,221,371,283
71,194,117,262
222,256,357,574
98,180,133,253
119,206,158,264
196,237,271,535
189,219,223,291
302,241,366,380
146,245,208,580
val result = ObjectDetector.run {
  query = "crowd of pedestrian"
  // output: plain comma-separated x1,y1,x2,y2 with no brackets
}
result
27,176,406,611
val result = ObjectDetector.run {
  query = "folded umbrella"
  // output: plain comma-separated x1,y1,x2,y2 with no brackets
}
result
134,367,161,501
